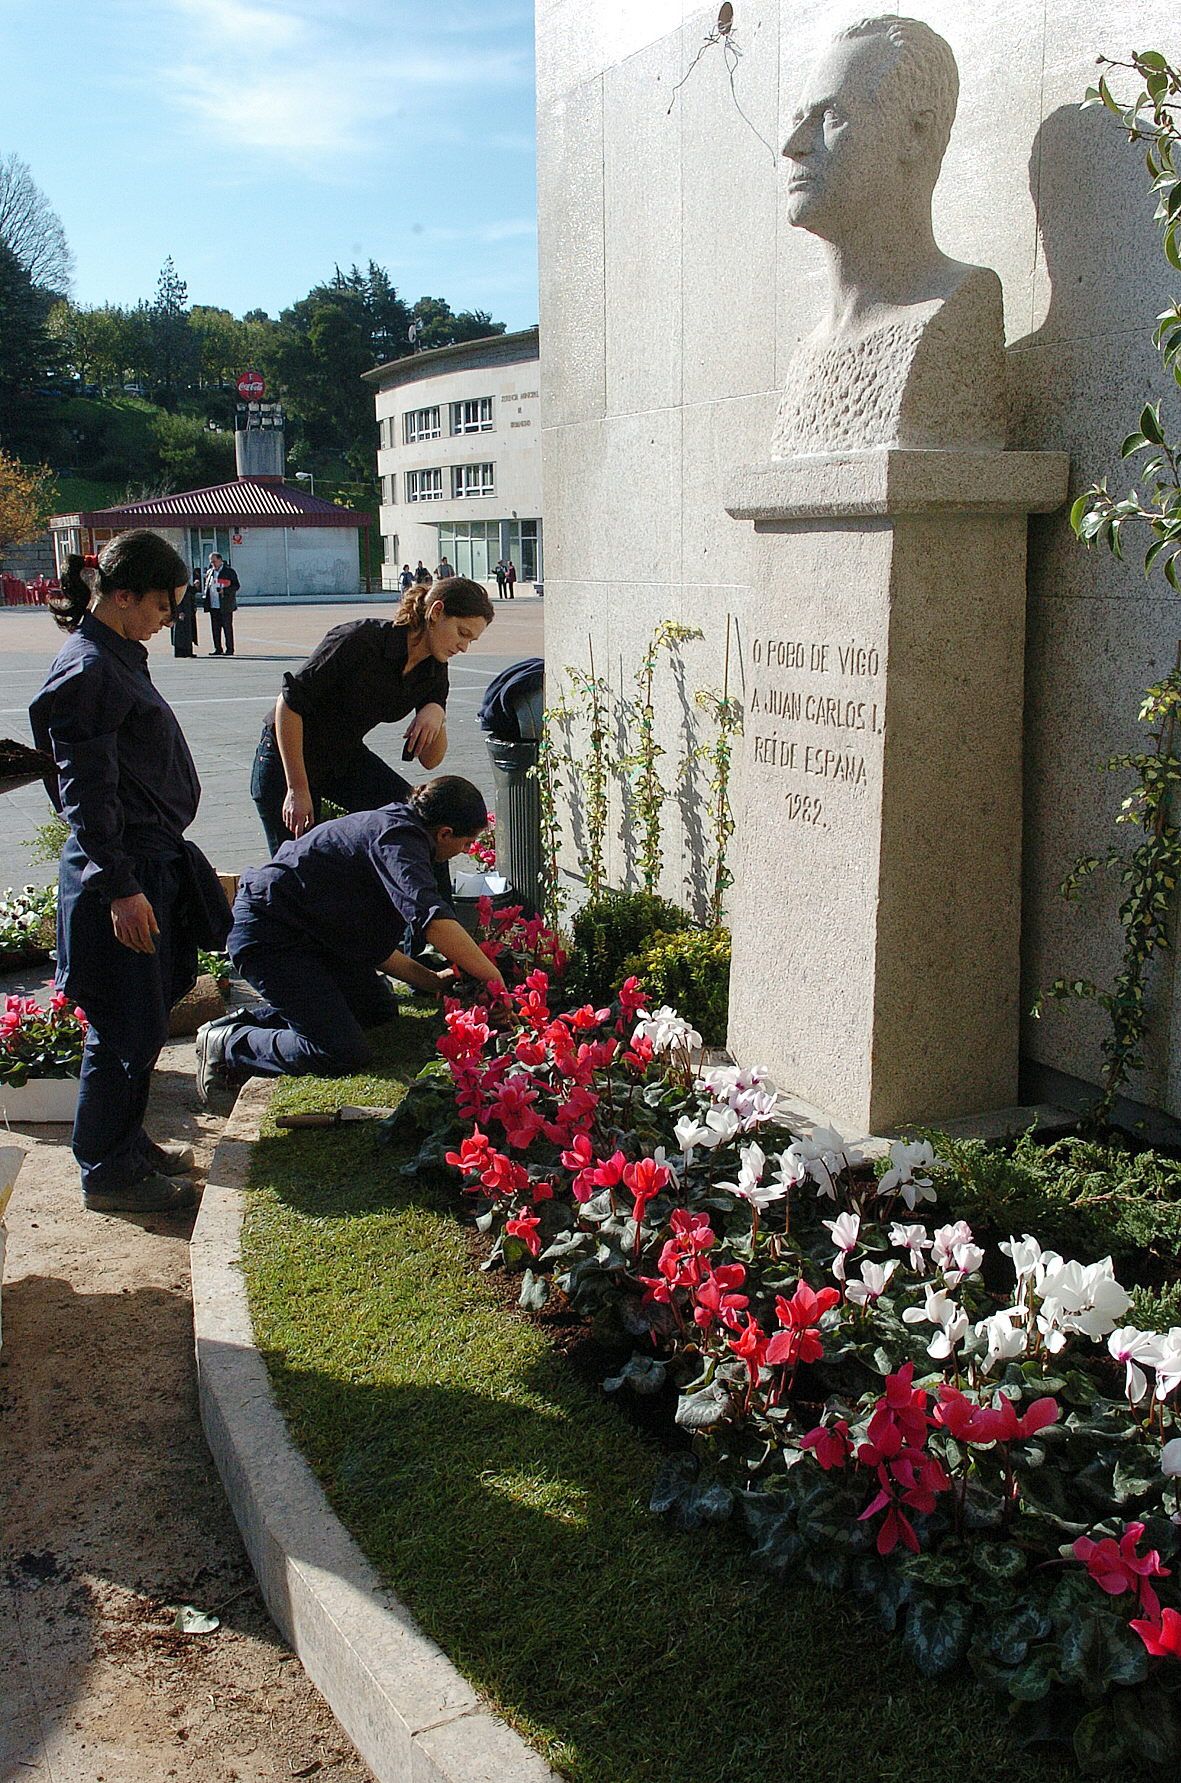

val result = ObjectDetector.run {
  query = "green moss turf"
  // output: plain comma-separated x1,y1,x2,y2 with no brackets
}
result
242,1008,1071,1783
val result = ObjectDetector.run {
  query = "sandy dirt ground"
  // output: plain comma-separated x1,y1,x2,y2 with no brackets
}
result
0,1005,374,1783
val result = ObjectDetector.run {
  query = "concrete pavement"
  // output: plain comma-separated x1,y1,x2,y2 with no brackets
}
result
0,595,543,889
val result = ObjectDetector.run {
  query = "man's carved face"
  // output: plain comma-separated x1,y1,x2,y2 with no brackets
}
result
782,35,908,241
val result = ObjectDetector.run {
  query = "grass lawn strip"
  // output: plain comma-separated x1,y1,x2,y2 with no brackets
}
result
242,1009,1071,1783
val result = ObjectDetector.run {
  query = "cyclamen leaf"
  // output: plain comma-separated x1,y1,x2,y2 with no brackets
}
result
649,1452,699,1514
673,1482,734,1531
518,1269,549,1313
674,1383,733,1431
903,1595,972,1679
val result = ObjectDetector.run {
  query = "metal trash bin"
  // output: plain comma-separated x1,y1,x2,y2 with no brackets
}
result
486,733,541,915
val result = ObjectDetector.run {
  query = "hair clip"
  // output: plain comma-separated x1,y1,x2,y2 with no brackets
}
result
82,554,100,569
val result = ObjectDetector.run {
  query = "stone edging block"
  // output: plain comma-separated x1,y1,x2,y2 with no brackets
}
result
190,1079,561,1783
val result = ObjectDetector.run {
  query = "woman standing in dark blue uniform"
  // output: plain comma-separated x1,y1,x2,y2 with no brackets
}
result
30,531,230,1215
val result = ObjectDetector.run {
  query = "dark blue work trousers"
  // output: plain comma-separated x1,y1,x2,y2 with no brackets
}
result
60,849,194,1195
224,939,399,1077
251,726,411,860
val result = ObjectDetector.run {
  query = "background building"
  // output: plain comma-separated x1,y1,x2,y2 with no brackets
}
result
366,327,542,590
48,405,369,598
49,477,369,600
537,0,1181,1120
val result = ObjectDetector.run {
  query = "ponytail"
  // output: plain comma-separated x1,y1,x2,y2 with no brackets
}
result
48,529,189,633
50,555,98,631
410,774,489,837
394,574,494,632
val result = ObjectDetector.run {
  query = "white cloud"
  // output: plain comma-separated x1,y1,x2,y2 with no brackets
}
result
162,0,532,162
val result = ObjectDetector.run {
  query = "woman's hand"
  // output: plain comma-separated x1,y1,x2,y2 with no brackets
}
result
111,893,160,954
402,702,447,763
282,785,315,837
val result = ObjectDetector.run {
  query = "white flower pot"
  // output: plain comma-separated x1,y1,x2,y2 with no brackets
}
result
0,1075,80,1124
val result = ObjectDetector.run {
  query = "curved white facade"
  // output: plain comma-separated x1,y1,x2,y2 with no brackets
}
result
367,328,543,591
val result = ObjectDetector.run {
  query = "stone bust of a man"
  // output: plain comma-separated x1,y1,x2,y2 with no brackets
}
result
770,15,1008,458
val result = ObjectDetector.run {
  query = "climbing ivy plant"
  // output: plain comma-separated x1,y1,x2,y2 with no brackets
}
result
692,615,742,929
1042,49,1181,1122
620,621,703,895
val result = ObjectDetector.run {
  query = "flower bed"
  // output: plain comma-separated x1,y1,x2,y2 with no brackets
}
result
0,884,56,968
244,1017,1073,1783
388,951,1181,1776
1,990,88,1087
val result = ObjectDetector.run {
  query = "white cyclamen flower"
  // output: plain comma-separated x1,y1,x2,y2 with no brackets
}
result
889,1221,932,1274
902,1285,970,1359
1161,1437,1181,1477
1152,1328,1181,1402
877,1139,941,1211
1107,1326,1165,1404
774,1143,810,1190
700,1063,782,1130
823,1211,861,1283
792,1124,866,1199
845,1259,899,1307
718,1143,787,1212
696,1104,741,1150
931,1221,984,1288
973,1308,1028,1374
673,1113,710,1156
1001,1234,1047,1297
631,1006,703,1055
1035,1256,1132,1353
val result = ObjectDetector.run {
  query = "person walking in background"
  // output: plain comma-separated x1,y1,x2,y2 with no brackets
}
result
249,575,494,859
415,560,430,586
203,552,239,656
505,559,517,599
399,563,413,592
29,530,230,1214
494,559,507,599
435,554,454,580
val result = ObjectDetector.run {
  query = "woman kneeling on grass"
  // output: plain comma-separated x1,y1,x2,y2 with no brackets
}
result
196,776,504,1092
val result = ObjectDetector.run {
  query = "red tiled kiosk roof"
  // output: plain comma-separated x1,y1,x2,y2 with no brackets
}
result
51,475,367,531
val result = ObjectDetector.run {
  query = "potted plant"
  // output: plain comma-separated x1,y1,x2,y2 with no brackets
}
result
0,884,57,969
0,990,88,1123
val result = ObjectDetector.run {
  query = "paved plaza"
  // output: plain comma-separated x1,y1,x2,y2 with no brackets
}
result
0,594,543,890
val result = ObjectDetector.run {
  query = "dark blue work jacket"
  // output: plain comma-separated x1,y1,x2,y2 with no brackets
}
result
30,612,200,900
230,803,457,966
29,613,225,1026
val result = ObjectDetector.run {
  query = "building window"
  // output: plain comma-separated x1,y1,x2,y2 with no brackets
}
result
382,474,396,505
452,462,495,499
450,397,493,435
404,405,441,443
437,519,501,580
406,467,444,502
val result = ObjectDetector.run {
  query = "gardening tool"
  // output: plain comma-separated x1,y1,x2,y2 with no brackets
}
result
275,1105,396,1130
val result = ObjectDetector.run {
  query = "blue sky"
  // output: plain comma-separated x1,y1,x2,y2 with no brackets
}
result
2,0,538,328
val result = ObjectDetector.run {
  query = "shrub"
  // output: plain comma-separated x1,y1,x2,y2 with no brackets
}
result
933,1129,1181,1279
568,889,689,1004
26,809,67,867
622,925,731,1046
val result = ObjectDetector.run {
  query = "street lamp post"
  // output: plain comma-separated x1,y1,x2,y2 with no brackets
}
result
295,471,316,498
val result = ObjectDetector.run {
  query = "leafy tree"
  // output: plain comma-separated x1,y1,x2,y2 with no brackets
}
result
409,294,505,350
0,153,73,294
0,449,57,556
151,410,235,489
0,238,56,452
190,305,246,389
151,257,194,407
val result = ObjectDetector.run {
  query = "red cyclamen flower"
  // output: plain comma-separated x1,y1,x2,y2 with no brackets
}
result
1073,1521,1171,1621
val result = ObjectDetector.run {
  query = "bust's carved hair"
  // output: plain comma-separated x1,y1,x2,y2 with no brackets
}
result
835,15,959,175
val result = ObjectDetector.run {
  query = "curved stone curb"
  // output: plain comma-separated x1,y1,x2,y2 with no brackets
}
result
191,1080,561,1783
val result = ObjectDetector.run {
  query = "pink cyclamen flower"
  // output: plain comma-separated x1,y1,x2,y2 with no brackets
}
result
801,1419,852,1470
1073,1521,1171,1621
1131,1606,1181,1661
